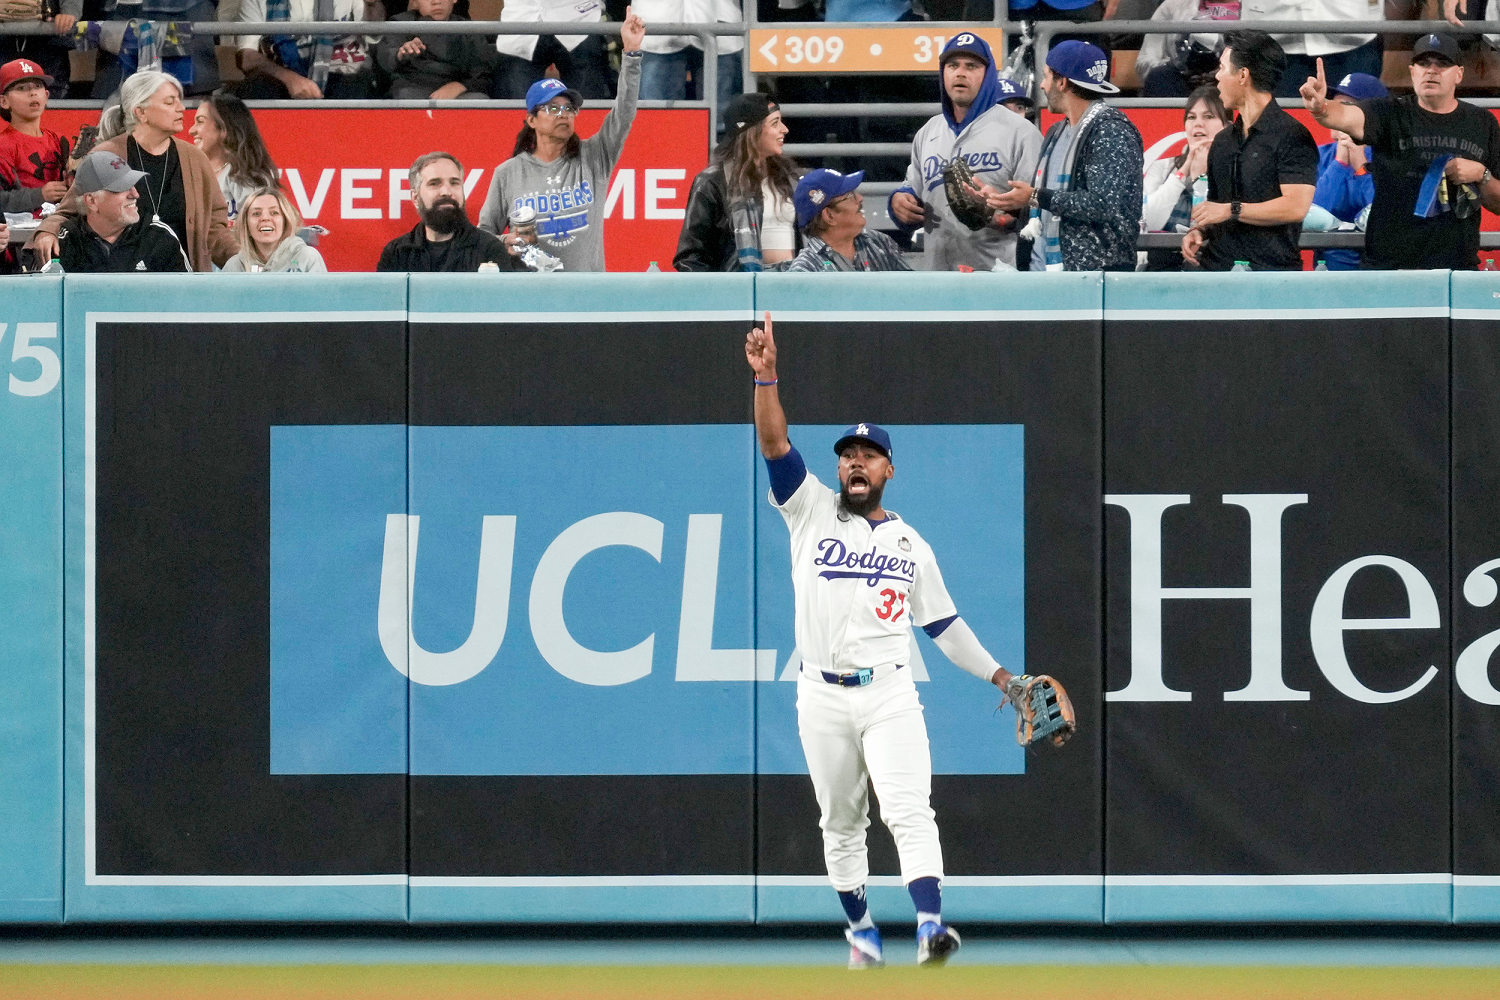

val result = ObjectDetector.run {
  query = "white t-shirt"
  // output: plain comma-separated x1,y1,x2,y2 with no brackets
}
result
760,181,795,253
496,0,603,59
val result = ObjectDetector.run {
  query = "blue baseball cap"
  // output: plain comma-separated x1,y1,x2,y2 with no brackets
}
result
525,77,583,113
1044,40,1119,95
1329,72,1387,101
794,168,864,228
833,422,892,459
997,76,1033,106
940,31,991,67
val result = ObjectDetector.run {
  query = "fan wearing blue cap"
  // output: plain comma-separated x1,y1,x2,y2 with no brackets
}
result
745,311,1019,970
1308,73,1386,271
1301,32,1500,270
984,39,1142,271
476,7,647,272
995,77,1035,118
887,32,1042,271
785,169,912,272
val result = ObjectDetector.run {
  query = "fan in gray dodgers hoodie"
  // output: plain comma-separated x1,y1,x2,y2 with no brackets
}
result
477,9,645,272
888,32,1042,271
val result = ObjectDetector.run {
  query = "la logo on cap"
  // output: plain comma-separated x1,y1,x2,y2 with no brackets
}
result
20,61,37,73
857,423,869,435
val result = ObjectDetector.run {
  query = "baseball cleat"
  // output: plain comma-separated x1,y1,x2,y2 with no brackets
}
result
916,921,961,966
845,926,885,970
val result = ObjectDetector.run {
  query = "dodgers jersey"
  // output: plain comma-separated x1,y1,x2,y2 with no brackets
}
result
774,456,957,674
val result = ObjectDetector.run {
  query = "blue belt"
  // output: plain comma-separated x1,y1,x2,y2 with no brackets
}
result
818,663,905,687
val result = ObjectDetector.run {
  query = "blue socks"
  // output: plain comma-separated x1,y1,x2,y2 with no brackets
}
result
907,875,941,923
838,887,875,931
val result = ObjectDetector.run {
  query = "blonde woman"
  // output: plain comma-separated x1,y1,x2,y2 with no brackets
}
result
222,188,326,273
33,70,236,271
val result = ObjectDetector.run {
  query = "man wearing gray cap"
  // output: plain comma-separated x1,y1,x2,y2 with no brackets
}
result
55,150,189,273
1301,33,1500,269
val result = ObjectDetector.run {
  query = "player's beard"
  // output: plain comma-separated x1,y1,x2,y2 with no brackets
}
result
419,196,465,234
838,480,886,518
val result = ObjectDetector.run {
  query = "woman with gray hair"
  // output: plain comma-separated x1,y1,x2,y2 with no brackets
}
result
33,71,236,271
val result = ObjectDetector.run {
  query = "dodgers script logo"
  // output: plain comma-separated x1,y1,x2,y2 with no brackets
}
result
268,423,1024,777
924,151,1005,191
814,538,917,586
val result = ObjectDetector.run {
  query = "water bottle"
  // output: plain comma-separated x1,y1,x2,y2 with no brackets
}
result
1191,175,1208,210
1314,259,1327,271
1231,260,1250,272
646,261,660,272
39,257,65,274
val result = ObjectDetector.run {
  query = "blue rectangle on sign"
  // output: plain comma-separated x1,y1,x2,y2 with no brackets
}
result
270,423,1023,777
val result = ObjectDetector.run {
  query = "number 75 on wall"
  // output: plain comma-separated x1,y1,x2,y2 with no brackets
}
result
0,323,60,397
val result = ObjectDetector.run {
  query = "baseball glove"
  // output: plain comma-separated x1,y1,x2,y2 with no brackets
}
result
1002,674,1077,748
942,157,994,231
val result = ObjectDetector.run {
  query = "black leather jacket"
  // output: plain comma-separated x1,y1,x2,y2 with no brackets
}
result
673,164,801,272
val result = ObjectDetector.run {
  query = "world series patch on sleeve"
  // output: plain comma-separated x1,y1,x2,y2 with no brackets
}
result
1003,674,1077,748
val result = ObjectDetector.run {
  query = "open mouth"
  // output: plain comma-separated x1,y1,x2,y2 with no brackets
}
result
846,473,870,495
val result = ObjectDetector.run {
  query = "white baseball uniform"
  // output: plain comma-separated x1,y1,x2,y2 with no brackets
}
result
770,444,992,891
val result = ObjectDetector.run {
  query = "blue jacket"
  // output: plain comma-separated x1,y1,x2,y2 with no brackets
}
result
1313,141,1375,271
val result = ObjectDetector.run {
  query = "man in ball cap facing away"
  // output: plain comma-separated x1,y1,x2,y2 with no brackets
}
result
1301,32,1500,269
53,150,188,273
786,168,911,272
984,39,1142,272
888,32,1042,272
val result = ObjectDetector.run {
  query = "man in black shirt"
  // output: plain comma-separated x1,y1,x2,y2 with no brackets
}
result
1301,33,1500,270
1183,30,1318,271
377,151,528,273
56,150,189,273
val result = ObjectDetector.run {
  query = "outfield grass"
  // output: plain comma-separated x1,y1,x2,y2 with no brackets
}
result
4,964,1498,1000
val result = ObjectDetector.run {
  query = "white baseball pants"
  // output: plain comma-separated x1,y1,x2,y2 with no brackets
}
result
795,667,944,891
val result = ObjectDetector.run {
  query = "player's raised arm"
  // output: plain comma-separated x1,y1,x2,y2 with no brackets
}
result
747,312,791,459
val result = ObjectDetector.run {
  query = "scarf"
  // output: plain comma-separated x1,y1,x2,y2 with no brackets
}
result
728,194,764,272
264,0,336,89
71,19,194,84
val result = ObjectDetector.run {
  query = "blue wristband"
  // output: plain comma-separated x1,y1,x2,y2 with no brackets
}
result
754,378,778,387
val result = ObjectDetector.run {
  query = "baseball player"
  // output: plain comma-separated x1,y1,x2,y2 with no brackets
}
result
746,313,1014,968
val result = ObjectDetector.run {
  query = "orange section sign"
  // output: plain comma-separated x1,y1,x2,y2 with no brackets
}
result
747,27,1005,74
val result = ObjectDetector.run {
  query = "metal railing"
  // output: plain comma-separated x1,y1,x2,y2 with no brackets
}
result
11,17,1500,180
0,20,745,133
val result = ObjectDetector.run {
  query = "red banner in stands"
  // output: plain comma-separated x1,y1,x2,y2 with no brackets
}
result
48,108,710,273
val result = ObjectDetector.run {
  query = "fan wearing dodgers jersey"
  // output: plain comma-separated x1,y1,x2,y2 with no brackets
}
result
888,32,1042,272
745,312,1015,969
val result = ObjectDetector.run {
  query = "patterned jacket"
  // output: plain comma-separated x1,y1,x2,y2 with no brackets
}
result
785,231,911,272
1034,104,1143,272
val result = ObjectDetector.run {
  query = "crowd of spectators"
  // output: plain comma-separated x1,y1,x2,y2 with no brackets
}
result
6,1,1500,274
